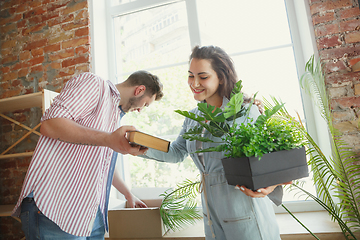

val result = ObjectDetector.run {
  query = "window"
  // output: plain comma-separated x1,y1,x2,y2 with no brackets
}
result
91,0,324,209
111,1,200,192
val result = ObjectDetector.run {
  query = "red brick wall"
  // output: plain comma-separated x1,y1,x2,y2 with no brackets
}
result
0,0,91,239
309,0,360,151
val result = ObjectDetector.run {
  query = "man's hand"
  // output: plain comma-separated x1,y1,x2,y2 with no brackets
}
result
107,125,148,156
126,194,147,208
112,166,147,208
236,181,292,198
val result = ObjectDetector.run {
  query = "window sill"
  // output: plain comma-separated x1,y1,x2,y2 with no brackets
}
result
106,210,360,240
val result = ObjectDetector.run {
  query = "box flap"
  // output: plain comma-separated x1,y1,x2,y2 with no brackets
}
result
108,198,166,238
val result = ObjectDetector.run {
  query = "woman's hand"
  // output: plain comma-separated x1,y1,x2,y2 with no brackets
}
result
236,181,292,198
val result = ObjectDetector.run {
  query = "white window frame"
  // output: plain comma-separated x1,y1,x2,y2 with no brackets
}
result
89,0,330,213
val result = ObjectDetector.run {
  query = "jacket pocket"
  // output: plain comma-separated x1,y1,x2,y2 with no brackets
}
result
223,216,252,223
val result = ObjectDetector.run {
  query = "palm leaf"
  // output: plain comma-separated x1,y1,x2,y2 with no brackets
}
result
292,184,357,239
255,102,284,127
299,55,331,124
159,179,202,232
281,203,320,240
265,55,360,239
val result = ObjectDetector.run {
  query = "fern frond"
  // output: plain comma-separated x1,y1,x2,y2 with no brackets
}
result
300,55,331,124
159,179,202,232
282,203,320,240
293,183,358,239
273,55,360,238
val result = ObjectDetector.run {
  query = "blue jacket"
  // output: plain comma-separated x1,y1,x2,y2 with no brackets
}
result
144,97,281,240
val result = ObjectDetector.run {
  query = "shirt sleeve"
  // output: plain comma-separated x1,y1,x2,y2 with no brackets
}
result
141,118,189,163
234,103,261,125
267,185,283,206
41,73,102,123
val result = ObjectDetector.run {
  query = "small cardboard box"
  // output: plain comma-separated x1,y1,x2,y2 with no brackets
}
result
108,198,166,238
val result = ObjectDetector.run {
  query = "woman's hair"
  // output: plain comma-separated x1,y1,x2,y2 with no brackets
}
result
190,45,263,113
190,45,236,100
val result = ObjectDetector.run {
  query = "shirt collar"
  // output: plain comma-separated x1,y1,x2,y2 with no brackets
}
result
107,80,125,117
107,80,121,102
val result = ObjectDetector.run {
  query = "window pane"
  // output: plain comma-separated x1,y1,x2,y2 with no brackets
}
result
113,1,191,80
111,0,316,202
197,0,292,53
123,65,199,188
232,47,304,119
114,2,198,189
111,0,138,7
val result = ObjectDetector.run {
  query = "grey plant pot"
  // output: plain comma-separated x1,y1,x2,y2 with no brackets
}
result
221,147,309,190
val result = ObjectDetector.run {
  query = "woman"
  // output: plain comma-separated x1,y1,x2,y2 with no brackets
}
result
142,45,285,240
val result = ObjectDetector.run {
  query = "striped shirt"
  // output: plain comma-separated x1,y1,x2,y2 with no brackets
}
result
12,72,122,236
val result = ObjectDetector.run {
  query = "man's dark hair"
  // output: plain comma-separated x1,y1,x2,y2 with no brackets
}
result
125,70,163,100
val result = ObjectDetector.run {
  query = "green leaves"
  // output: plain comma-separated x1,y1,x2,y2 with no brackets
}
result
230,80,243,96
174,79,303,159
274,55,360,239
255,102,284,127
224,90,244,119
198,103,226,122
159,179,202,232
225,81,246,120
194,144,227,154
175,110,205,122
176,105,230,138
223,118,304,159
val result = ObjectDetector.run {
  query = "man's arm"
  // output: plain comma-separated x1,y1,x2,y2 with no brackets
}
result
112,166,147,208
40,117,147,156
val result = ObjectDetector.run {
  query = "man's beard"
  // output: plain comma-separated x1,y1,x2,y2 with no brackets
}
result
121,95,144,112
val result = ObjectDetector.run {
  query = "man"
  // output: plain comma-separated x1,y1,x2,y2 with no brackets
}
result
12,71,164,239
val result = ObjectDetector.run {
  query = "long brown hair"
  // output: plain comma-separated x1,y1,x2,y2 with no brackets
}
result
190,45,237,100
190,45,263,112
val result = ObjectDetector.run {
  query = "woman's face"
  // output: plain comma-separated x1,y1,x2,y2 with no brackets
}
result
188,58,223,107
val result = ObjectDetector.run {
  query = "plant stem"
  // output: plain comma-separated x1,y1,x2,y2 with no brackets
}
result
281,204,320,240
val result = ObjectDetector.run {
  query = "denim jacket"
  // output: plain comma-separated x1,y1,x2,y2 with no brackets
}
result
143,97,281,240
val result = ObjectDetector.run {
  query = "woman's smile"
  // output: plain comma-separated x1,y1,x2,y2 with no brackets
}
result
188,58,223,106
191,88,205,94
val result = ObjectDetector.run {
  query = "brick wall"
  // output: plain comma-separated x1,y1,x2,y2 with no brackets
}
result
0,0,91,239
309,0,360,151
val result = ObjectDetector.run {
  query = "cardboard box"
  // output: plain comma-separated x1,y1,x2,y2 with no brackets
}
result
108,199,166,239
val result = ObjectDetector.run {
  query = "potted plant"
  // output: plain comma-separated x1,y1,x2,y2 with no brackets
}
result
175,81,308,190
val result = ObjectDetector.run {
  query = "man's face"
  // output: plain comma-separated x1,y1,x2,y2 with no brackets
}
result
121,93,156,113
